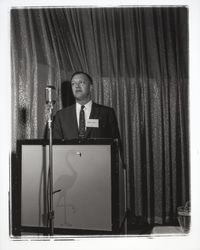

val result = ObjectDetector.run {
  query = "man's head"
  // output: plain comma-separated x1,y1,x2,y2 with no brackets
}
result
71,72,93,105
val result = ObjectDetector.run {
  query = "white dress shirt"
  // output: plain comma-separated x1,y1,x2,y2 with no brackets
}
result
76,100,92,128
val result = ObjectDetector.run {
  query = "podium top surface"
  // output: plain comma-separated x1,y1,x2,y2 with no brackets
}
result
17,138,117,146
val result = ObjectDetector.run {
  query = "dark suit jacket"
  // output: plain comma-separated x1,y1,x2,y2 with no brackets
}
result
52,102,120,140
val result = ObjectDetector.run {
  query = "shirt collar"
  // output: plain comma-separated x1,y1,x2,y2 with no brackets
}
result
76,100,92,110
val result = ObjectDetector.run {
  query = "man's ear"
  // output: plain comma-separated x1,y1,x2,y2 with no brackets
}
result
90,84,93,93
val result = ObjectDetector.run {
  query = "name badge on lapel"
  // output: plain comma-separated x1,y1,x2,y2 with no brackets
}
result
86,119,99,128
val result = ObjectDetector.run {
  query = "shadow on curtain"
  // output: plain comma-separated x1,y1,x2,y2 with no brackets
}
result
11,7,189,226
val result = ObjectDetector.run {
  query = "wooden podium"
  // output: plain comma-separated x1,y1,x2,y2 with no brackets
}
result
13,139,126,236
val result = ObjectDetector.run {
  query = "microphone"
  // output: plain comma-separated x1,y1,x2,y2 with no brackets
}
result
45,85,56,104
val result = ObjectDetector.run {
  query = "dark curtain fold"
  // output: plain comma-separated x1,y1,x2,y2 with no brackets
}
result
11,7,189,224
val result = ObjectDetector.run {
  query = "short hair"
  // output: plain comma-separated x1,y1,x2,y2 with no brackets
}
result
70,71,93,85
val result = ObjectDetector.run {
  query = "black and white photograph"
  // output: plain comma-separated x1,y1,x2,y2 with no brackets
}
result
0,0,200,250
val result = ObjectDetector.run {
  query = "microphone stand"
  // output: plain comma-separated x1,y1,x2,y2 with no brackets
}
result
47,100,54,236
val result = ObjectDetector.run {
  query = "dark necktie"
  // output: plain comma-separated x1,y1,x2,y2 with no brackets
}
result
79,105,85,138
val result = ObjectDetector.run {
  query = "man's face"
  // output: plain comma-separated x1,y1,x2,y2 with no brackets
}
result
71,73,92,103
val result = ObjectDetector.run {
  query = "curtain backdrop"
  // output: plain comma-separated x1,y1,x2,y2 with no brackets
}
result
11,7,189,225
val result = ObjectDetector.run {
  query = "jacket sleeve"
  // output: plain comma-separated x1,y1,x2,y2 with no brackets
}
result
52,112,63,139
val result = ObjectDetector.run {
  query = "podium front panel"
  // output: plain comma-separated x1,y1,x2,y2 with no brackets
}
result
21,143,112,231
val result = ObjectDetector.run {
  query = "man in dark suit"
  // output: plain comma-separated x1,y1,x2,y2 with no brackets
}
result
53,71,120,141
